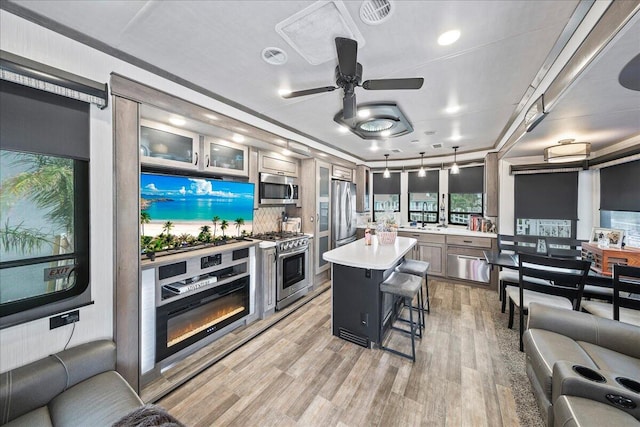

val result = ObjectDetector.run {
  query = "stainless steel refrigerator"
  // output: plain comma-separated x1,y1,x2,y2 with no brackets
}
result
331,180,357,248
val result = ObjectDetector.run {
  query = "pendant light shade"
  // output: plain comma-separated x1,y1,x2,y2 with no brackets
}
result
544,139,591,163
383,154,391,178
451,146,460,174
418,152,426,177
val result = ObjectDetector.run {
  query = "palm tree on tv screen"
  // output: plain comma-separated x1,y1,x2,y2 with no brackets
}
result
140,212,151,236
220,219,229,238
234,218,244,237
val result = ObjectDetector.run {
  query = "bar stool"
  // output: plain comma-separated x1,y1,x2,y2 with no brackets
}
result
396,259,430,331
379,271,424,362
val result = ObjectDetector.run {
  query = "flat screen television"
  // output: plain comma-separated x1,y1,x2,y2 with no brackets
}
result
140,172,254,237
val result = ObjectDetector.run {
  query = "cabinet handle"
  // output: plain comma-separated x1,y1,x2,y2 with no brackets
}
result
205,155,210,168
194,152,199,166
412,234,420,237
463,240,473,243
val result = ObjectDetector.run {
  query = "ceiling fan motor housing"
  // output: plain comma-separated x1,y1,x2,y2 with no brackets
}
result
335,63,363,88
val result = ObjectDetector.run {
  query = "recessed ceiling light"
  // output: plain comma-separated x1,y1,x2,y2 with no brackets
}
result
438,29,460,46
411,139,420,144
380,130,391,137
169,117,186,126
445,105,460,114
232,134,245,143
358,109,371,118
262,47,288,65
450,134,462,141
370,142,379,151
338,125,350,133
278,88,291,97
282,149,292,156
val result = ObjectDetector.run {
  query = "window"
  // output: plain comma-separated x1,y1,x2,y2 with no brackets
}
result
448,166,484,225
408,170,439,224
599,160,640,245
0,79,90,327
373,172,400,222
514,172,578,238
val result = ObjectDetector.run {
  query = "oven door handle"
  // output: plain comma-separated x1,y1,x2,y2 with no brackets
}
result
277,246,308,258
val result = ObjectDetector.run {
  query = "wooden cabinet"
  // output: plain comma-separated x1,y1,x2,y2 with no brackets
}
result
398,231,446,276
355,165,371,212
582,242,640,276
258,246,276,317
484,152,498,217
203,136,248,177
332,164,353,181
258,151,299,177
140,119,200,170
300,159,331,276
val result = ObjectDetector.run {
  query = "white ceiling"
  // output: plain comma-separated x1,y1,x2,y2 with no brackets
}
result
6,0,640,164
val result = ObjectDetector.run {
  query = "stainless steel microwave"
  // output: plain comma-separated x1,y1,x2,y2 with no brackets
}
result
259,173,299,205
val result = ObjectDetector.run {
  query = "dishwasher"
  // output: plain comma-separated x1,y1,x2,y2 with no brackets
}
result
447,253,491,284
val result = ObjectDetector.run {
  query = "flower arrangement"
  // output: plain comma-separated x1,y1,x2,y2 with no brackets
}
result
376,215,398,245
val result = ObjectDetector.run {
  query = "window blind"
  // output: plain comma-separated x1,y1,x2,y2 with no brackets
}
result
448,166,484,193
408,170,439,193
600,160,640,212
515,172,578,219
373,171,400,194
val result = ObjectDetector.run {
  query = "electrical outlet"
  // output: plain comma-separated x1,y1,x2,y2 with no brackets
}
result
50,310,79,330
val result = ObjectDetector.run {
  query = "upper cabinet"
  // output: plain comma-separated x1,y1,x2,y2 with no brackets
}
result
332,164,353,182
140,119,199,170
355,165,371,213
258,151,299,177
203,137,248,177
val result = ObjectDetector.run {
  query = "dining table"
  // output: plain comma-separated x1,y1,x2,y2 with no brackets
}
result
483,250,613,298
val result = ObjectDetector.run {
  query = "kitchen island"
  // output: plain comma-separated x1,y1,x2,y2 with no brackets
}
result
323,236,417,348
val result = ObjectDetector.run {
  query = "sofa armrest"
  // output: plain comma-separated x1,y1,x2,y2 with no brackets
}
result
54,340,116,389
527,303,640,359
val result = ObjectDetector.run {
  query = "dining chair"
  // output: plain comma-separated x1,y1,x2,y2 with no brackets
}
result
505,253,591,351
581,264,640,326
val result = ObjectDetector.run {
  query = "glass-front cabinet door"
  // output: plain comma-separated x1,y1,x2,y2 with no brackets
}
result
203,137,248,177
316,161,331,274
140,119,199,170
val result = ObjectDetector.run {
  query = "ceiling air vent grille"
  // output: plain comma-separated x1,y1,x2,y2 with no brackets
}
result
261,47,288,65
432,143,443,149
360,0,394,25
391,148,402,153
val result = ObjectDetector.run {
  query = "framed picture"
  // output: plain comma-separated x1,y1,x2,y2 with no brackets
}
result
590,227,624,249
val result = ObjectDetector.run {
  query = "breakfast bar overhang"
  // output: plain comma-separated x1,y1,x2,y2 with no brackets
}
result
323,236,417,348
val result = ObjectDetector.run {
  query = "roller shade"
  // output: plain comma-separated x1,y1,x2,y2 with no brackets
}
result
373,172,400,194
449,166,484,193
408,170,439,193
600,159,640,212
0,80,90,160
515,172,578,219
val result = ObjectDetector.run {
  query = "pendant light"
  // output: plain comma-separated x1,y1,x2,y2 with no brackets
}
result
418,152,426,177
451,146,460,174
383,154,391,178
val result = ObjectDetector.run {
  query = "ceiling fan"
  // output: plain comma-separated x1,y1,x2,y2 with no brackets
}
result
282,37,424,120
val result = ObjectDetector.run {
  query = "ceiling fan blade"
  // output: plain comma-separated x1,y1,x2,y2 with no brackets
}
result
281,86,337,98
335,37,358,76
343,93,356,119
362,77,424,90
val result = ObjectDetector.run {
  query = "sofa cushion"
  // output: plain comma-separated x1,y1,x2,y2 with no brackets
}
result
523,329,597,400
3,407,53,427
48,371,143,427
553,395,640,427
577,341,640,379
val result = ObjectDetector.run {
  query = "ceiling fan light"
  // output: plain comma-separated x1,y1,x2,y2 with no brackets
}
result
544,141,591,163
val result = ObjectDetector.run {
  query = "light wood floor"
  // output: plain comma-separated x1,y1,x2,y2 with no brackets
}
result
159,280,521,426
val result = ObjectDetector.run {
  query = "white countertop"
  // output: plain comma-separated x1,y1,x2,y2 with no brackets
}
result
398,226,497,239
323,236,417,270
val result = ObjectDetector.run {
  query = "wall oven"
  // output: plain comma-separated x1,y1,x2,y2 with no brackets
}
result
276,237,310,310
259,173,299,205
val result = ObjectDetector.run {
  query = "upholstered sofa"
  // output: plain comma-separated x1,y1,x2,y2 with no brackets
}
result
0,340,144,426
523,303,640,426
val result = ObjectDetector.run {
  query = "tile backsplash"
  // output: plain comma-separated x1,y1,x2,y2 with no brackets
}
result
252,207,286,234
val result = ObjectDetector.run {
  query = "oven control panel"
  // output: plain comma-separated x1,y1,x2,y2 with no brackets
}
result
277,237,309,253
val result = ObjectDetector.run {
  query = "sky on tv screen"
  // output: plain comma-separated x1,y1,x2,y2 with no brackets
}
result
140,173,254,222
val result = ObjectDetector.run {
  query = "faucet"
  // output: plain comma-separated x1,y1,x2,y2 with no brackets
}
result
421,202,427,227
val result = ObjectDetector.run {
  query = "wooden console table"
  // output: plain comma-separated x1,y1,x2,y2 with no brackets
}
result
581,242,640,276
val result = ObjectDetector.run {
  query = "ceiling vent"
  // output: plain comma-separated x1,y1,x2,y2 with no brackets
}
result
360,0,394,25
432,143,443,149
261,47,288,65
276,1,365,65
391,148,402,153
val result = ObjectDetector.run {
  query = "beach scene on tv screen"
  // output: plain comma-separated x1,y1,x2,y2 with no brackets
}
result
140,173,254,237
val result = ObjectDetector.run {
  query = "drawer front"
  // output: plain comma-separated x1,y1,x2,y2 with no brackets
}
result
398,231,446,244
447,235,492,248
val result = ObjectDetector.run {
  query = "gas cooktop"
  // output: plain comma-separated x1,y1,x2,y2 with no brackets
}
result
252,232,305,241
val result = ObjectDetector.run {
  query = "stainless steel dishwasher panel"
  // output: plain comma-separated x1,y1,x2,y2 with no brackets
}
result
447,254,490,283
